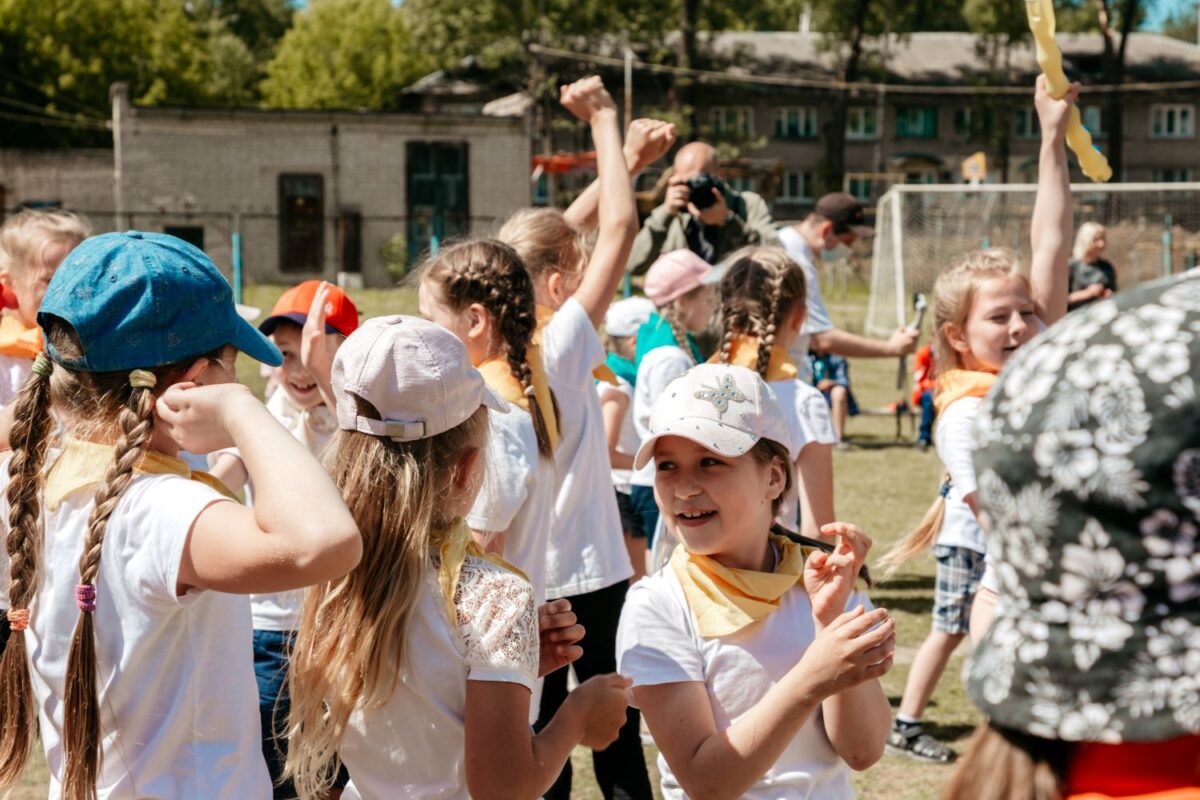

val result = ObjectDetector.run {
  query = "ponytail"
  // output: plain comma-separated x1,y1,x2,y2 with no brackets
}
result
0,355,55,789
878,474,949,580
943,722,1069,800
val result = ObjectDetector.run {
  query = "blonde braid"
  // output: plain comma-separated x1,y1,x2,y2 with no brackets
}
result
62,377,156,800
717,247,808,378
756,260,787,377
658,303,693,362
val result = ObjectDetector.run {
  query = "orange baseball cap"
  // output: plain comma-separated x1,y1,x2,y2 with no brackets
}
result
260,280,359,337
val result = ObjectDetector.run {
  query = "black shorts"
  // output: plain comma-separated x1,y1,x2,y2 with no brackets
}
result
615,490,643,537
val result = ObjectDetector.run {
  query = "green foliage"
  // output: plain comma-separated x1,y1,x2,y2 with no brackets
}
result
1161,1,1200,42
260,0,432,110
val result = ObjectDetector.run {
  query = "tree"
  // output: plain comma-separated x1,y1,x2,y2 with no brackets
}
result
203,0,295,63
1162,2,1199,42
1090,0,1144,179
260,0,432,110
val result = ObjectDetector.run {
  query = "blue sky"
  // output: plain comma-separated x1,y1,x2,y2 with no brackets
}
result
1145,0,1195,30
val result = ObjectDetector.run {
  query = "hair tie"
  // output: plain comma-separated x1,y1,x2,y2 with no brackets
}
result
31,353,53,378
6,608,30,632
524,384,536,398
75,584,97,613
939,480,952,498
128,370,157,390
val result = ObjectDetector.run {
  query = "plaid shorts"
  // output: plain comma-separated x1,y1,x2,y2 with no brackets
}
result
932,545,987,634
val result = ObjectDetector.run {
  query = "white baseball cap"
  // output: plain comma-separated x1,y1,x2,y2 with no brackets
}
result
633,363,791,469
604,296,657,338
332,315,506,442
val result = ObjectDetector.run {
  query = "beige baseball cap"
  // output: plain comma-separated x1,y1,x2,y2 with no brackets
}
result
332,315,506,442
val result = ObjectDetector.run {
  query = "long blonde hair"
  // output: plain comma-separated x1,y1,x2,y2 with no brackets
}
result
497,208,588,284
880,248,1024,575
716,247,807,377
1071,222,1105,263
284,404,489,798
0,209,91,277
0,320,224,800
942,723,1070,800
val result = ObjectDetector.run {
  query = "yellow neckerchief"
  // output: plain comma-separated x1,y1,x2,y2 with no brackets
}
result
433,518,530,626
707,334,799,382
934,368,998,415
535,304,618,386
45,437,238,511
670,533,812,638
0,312,42,360
478,354,561,451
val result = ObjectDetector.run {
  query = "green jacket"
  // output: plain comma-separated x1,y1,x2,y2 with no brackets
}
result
625,190,778,275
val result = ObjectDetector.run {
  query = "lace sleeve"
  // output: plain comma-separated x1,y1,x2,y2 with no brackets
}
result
453,557,539,689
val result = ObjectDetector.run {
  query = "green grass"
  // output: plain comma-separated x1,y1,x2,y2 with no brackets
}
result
12,281,978,800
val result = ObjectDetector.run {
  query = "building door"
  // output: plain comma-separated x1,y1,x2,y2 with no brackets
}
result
407,142,469,261
279,174,325,273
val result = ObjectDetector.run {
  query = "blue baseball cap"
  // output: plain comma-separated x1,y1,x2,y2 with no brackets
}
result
38,231,282,372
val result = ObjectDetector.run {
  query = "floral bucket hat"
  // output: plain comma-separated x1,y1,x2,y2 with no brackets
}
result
967,268,1200,743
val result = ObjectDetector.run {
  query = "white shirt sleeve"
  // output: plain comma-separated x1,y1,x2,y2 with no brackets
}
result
800,260,834,336
935,398,982,498
541,297,606,390
616,577,705,687
455,559,539,689
791,380,838,450
466,409,533,534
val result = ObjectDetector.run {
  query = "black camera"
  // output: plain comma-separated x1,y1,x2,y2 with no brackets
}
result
685,172,728,211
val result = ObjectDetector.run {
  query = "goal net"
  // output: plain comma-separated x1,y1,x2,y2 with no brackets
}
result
865,183,1200,336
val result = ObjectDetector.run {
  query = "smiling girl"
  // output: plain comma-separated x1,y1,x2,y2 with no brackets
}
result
616,363,894,799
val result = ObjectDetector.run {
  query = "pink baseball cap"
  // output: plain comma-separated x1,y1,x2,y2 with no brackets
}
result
332,315,506,442
643,249,725,307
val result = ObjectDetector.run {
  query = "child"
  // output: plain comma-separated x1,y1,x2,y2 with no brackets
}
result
1066,221,1116,310
0,209,90,408
616,363,894,798
0,231,361,798
598,296,657,581
283,314,632,799
809,348,858,445
714,246,839,538
208,278,359,799
912,344,936,450
880,76,1076,764
629,249,723,543
496,75,654,799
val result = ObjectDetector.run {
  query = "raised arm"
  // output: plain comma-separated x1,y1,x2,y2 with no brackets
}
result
1029,75,1078,328
559,76,640,327
563,118,676,233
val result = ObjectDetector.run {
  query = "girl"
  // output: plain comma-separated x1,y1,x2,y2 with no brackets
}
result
0,231,361,799
880,76,1076,764
629,248,722,546
284,314,632,800
616,363,894,799
496,75,655,799
598,296,657,581
1067,221,1116,310
713,246,838,539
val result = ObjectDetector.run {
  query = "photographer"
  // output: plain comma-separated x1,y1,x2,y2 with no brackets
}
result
626,142,777,274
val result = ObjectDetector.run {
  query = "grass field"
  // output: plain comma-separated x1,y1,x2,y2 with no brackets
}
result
10,279,979,800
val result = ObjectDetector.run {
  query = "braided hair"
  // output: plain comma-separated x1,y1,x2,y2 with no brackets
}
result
421,239,560,457
716,247,807,378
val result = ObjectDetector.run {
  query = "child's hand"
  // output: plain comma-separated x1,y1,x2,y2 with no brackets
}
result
567,673,632,750
155,383,259,454
1034,74,1080,142
624,119,676,173
538,599,585,677
560,76,616,124
797,605,895,698
804,523,871,627
300,282,338,393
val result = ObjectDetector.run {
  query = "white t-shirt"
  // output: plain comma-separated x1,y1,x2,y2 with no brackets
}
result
3,467,270,799
631,345,695,488
616,564,868,800
934,396,987,554
466,405,556,604
0,353,31,408
770,377,839,524
340,556,538,800
597,378,640,495
539,298,633,598
242,389,338,631
778,227,834,384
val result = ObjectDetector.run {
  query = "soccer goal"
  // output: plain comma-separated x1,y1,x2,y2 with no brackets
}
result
865,182,1200,336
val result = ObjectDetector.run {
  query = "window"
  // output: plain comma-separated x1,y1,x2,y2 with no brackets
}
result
846,107,878,140
954,108,993,140
895,107,938,139
1151,105,1194,139
1153,168,1192,183
278,174,324,273
163,225,204,251
1014,109,1038,139
1082,106,1106,139
778,170,814,202
847,177,872,202
710,106,754,138
407,141,470,260
773,107,817,139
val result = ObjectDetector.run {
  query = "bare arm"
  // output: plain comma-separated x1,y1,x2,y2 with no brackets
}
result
206,450,249,494
812,326,917,359
1029,75,1078,328
599,389,634,471
795,443,835,540
563,119,676,233
820,674,891,771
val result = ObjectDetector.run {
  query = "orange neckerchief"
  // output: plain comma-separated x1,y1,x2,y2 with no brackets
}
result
1065,735,1200,800
478,353,560,451
934,368,997,415
434,518,529,626
707,334,799,383
535,304,618,386
0,313,42,360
